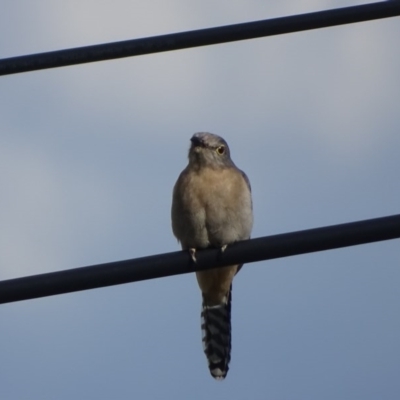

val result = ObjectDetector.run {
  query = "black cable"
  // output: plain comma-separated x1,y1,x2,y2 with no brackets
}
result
0,214,399,305
1,2,399,76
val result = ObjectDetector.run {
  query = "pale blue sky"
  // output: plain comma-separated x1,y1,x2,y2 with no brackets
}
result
1,1,399,399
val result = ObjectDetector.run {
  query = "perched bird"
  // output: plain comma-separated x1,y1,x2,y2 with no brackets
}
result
171,132,253,380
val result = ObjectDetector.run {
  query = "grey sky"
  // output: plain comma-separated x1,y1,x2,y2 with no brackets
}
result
1,1,399,399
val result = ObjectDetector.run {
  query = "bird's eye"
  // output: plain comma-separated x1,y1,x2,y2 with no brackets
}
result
216,145,225,155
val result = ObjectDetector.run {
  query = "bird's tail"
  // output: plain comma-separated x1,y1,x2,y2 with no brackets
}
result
201,285,232,380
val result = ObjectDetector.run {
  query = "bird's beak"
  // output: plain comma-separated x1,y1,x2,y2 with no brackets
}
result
190,136,205,154
190,136,203,147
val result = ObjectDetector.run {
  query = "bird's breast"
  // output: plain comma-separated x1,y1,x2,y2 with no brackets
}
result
172,167,253,249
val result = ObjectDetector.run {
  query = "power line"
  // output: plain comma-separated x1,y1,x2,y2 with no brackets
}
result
1,1,399,76
0,214,399,305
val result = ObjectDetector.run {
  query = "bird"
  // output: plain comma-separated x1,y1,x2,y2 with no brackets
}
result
171,132,253,380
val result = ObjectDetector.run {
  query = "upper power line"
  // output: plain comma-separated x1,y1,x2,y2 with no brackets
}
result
0,1,399,76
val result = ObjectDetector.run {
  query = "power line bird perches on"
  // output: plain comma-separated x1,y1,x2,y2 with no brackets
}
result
0,214,399,305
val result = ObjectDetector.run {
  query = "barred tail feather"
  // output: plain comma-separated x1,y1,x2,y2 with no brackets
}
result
201,286,232,380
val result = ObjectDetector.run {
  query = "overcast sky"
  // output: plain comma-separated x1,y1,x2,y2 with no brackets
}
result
1,1,400,399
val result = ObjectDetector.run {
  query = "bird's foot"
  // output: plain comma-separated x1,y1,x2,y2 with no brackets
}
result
189,248,197,263
220,244,228,253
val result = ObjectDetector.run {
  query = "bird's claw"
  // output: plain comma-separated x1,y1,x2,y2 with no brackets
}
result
189,248,197,263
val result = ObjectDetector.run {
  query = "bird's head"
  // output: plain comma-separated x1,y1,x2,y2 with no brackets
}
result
188,132,233,169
